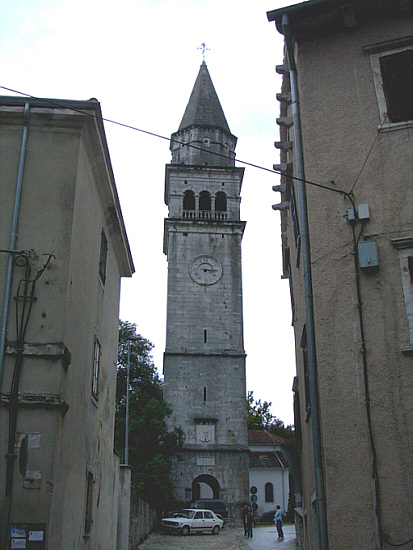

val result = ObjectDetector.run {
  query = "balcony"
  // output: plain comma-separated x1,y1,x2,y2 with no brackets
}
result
182,210,228,221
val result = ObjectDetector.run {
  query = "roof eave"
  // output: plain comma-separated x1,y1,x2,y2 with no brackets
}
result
267,0,412,38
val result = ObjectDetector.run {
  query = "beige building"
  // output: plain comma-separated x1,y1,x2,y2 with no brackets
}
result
0,97,134,549
267,1,412,549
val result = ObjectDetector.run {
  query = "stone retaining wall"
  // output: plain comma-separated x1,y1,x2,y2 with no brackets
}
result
129,497,157,549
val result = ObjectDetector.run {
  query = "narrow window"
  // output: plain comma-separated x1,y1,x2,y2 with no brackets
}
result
98,229,108,285
380,50,413,123
92,336,101,399
301,326,310,413
265,482,274,503
199,191,211,211
215,191,227,212
84,470,94,536
290,187,300,249
204,387,207,402
204,329,207,343
183,190,195,211
286,252,296,325
392,238,413,352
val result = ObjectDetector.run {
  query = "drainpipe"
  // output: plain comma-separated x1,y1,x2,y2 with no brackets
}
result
0,102,30,550
0,102,30,396
281,15,329,550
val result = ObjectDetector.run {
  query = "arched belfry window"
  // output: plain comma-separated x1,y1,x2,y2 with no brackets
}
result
265,482,274,503
215,192,227,212
183,190,195,211
199,191,211,211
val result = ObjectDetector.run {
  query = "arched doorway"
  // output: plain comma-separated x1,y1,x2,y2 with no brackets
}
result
192,475,220,501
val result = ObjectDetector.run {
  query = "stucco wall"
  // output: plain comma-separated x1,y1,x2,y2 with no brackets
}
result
0,102,132,550
279,15,412,550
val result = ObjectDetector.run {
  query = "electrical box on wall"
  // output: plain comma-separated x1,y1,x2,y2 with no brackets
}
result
358,241,379,274
358,204,370,221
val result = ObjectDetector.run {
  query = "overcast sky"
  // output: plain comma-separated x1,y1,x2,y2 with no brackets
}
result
1,0,298,425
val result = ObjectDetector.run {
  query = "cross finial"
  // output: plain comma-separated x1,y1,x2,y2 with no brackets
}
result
198,42,210,62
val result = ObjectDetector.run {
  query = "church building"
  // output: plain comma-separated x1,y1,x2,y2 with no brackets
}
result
163,62,249,512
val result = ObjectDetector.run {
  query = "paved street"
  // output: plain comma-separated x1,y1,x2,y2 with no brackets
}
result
245,525,297,550
137,524,297,549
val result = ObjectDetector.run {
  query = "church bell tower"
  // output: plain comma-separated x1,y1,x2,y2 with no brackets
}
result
163,62,249,509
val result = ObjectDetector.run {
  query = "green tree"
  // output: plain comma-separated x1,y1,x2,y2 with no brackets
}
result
247,390,274,430
247,390,294,440
115,320,183,510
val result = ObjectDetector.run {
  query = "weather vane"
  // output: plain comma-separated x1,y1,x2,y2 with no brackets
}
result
198,43,210,62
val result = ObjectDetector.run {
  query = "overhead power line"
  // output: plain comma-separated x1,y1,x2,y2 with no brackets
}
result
1,85,352,197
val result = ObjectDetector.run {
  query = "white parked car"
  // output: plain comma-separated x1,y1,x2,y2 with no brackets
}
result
161,508,224,535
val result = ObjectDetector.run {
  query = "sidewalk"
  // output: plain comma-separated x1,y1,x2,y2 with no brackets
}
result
244,524,297,550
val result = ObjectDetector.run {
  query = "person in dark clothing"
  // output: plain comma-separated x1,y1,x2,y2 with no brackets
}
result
246,511,255,538
241,504,249,535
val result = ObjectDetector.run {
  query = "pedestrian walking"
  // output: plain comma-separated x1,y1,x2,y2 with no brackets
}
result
241,504,249,535
274,505,284,539
246,510,255,538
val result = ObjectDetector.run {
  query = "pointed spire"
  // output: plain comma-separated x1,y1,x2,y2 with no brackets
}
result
178,62,231,134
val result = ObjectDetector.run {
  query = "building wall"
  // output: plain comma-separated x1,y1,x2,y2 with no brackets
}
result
273,12,412,550
249,467,289,515
0,101,133,549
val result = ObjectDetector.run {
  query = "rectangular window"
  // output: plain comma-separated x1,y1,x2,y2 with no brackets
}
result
92,336,101,399
286,256,296,325
98,229,108,285
301,326,310,413
379,50,412,123
392,238,413,354
84,470,94,536
290,186,301,249
365,38,412,128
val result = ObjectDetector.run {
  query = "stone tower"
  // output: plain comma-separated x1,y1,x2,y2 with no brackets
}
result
163,62,249,510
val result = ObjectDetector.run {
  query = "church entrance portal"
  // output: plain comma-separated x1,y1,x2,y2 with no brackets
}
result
192,475,219,500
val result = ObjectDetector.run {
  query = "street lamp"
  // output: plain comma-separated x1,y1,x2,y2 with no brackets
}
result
125,337,138,465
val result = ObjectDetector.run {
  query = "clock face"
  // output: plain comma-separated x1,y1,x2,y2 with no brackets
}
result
189,255,222,286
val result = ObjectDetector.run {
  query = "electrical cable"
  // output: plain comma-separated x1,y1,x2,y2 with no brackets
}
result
347,191,384,549
349,114,389,194
0,85,349,197
385,538,413,547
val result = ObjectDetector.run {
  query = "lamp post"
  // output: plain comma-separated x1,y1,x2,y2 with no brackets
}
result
124,337,138,466
125,341,131,465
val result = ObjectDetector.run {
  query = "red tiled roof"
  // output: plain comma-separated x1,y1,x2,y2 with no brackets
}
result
248,430,285,445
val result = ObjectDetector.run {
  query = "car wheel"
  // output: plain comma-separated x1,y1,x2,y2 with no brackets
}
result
212,525,220,535
181,525,190,536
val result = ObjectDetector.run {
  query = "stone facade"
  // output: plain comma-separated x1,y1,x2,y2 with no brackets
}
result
163,63,249,510
0,97,134,549
267,2,412,549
